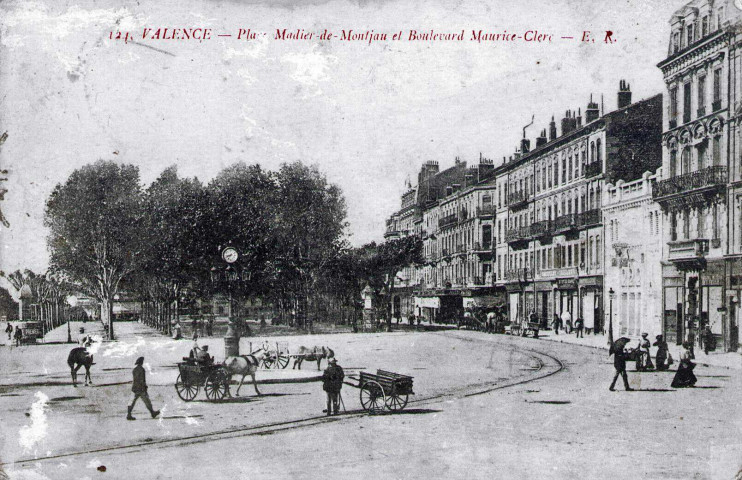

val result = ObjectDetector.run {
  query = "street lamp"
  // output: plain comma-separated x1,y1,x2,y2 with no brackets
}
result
67,295,78,343
212,245,244,358
608,287,615,346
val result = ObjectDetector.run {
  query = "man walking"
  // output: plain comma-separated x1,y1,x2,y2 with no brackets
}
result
574,317,584,338
5,322,12,341
127,357,160,420
322,358,344,416
609,344,634,392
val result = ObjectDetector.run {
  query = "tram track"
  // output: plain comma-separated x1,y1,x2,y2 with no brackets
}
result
4,332,565,468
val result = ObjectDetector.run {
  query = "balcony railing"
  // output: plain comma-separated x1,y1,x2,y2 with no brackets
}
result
530,220,553,238
505,226,531,243
554,214,578,233
473,242,492,252
477,205,495,217
712,99,722,112
668,239,708,262
584,162,602,178
439,214,458,229
507,190,530,210
578,209,602,228
504,268,532,282
653,166,727,199
538,266,578,279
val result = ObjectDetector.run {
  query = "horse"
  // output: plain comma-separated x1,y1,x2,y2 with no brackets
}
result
67,347,94,387
224,353,262,397
292,346,334,370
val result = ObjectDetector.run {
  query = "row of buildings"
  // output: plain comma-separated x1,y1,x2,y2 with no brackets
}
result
383,0,742,352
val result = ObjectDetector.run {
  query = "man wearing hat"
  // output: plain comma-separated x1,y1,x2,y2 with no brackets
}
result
127,357,160,420
322,357,344,416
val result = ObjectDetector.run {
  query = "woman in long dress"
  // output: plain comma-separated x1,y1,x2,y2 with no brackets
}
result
653,335,669,371
671,342,697,388
637,333,654,370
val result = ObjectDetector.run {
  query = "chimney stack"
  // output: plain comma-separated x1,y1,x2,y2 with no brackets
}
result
618,79,632,109
521,137,531,154
576,108,582,128
549,116,557,141
561,110,578,136
536,128,548,147
585,95,600,123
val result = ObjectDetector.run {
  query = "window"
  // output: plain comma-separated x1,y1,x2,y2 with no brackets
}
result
681,148,691,174
590,142,595,163
670,212,677,241
561,157,566,185
697,206,706,238
536,166,541,192
669,149,677,177
596,235,601,266
712,203,719,239
717,7,725,30
686,23,694,46
682,209,690,239
713,68,722,104
568,156,573,181
672,31,680,54
697,142,707,170
669,87,678,123
698,75,706,113
712,136,721,165
701,16,709,37
683,82,692,123
596,139,602,164
576,153,581,178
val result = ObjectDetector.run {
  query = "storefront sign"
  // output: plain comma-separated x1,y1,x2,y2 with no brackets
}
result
414,297,440,309
557,278,577,289
579,276,603,288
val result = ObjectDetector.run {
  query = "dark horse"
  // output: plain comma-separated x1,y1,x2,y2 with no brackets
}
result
67,347,94,386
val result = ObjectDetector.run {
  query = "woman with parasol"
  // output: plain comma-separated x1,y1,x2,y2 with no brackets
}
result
609,337,634,391
671,342,697,388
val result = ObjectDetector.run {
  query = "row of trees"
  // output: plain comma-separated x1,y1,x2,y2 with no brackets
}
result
0,269,76,333
44,159,424,338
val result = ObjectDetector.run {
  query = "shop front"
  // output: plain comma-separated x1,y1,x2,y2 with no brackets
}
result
579,276,603,334
556,278,578,321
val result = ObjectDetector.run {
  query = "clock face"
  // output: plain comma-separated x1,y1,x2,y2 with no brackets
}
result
222,247,239,264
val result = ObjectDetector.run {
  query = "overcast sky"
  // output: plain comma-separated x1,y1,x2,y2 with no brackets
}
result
0,0,682,275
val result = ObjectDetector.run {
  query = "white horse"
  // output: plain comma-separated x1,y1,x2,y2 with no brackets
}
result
224,352,262,397
292,346,334,370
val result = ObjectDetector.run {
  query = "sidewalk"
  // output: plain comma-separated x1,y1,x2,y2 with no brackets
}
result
535,329,742,369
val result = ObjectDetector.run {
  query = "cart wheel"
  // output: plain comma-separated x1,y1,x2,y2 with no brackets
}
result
205,373,229,401
275,353,289,369
175,374,199,401
385,393,409,411
261,356,275,369
359,380,386,414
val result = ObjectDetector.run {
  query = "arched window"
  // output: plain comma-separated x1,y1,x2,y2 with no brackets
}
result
669,149,677,177
590,142,596,163
596,138,602,164
568,156,573,181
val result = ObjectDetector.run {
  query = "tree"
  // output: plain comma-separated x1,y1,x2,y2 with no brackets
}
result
361,236,424,331
0,286,18,320
138,166,210,333
45,161,144,339
271,162,348,328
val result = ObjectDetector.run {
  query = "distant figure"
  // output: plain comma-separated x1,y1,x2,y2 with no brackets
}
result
654,335,670,371
574,317,584,338
13,325,22,346
78,327,92,348
206,316,214,337
671,342,697,388
172,322,182,340
5,322,13,340
322,358,344,416
191,318,198,340
127,357,160,420
259,315,267,330
609,343,634,392
195,345,213,365
552,314,561,335
408,314,415,327
562,311,572,334
637,333,654,370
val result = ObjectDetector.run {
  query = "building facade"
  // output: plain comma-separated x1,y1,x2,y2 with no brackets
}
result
603,171,664,340
656,0,740,351
384,82,662,328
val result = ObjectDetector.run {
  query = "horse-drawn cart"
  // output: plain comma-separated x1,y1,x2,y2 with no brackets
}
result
348,369,414,413
257,341,290,369
175,361,231,401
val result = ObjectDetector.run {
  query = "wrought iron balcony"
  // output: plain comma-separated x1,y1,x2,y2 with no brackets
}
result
505,226,531,244
473,242,493,253
712,99,722,112
578,209,602,228
653,166,727,200
537,266,578,279
476,205,495,218
554,214,578,233
504,268,532,283
584,162,602,178
438,213,458,230
507,190,530,210
530,220,553,238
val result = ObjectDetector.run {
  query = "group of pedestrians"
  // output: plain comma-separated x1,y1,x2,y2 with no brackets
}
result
609,334,697,391
5,322,23,346
550,311,591,337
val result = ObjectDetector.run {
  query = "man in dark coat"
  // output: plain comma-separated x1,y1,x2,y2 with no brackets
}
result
127,356,160,420
322,358,344,415
609,346,634,392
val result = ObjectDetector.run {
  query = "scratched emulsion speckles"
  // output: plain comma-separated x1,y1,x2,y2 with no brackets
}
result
18,391,49,454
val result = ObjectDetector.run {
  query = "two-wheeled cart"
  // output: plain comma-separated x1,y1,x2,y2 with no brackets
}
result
174,360,231,401
348,369,414,413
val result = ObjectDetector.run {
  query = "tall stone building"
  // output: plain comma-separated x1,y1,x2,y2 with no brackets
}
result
656,0,740,351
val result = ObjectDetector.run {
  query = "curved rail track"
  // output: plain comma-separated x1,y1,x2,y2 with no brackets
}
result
4,332,565,467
